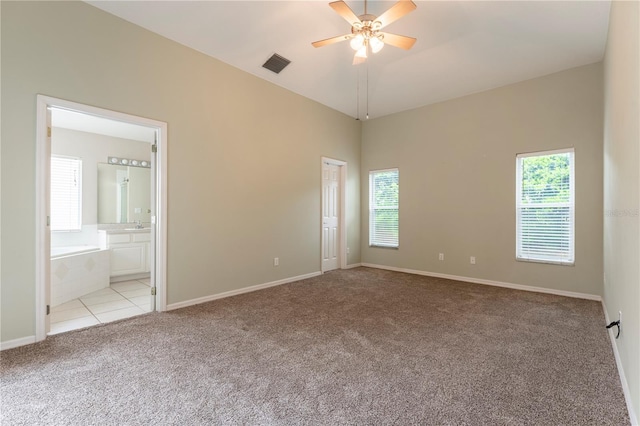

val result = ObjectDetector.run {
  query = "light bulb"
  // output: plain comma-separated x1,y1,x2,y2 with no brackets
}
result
350,34,364,51
355,45,368,59
370,36,384,54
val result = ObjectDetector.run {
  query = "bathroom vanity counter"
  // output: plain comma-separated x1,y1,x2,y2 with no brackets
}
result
103,228,151,234
98,229,151,277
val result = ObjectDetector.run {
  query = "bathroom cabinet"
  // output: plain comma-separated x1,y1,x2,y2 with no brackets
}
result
102,231,151,277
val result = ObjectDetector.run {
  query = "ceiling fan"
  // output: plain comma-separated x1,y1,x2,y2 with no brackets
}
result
312,0,417,65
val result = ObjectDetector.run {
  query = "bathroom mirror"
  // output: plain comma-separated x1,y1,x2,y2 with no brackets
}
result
97,163,151,224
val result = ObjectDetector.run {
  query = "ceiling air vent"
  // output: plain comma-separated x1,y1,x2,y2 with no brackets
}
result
262,54,291,74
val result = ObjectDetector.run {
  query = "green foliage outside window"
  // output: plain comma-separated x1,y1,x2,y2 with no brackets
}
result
521,153,571,204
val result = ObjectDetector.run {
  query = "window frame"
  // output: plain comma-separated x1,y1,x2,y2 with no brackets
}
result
50,154,83,232
369,168,399,249
515,148,575,266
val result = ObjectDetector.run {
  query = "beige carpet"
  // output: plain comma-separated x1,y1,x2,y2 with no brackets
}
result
1,268,629,425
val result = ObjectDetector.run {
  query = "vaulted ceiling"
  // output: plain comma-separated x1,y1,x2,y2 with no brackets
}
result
87,1,611,119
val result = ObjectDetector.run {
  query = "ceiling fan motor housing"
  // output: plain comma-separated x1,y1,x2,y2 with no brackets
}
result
357,13,377,23
352,14,382,34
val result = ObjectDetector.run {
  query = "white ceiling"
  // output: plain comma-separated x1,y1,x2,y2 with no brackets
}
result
86,1,611,119
52,108,156,143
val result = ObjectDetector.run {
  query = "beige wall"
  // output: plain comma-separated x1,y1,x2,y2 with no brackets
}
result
0,1,361,342
603,1,640,421
361,63,604,296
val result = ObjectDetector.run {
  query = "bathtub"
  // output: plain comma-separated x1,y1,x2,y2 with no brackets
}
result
51,245,101,259
51,246,110,307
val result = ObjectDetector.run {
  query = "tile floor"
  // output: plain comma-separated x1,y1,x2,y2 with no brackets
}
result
49,278,152,335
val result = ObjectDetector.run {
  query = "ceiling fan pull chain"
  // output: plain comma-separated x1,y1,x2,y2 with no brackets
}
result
366,63,369,120
356,66,360,120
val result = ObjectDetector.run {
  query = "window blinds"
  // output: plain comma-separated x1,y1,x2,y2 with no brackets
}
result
51,156,82,231
369,169,399,248
516,149,574,264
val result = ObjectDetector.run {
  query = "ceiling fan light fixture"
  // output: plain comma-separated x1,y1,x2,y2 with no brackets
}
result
370,36,384,53
355,45,368,59
350,34,364,50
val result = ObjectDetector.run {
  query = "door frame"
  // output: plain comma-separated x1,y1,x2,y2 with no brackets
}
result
321,157,347,272
35,95,168,342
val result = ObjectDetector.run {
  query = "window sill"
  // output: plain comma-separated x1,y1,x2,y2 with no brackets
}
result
370,245,399,250
516,257,574,266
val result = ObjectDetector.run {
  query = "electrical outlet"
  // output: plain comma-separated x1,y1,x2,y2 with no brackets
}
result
470,256,476,265
347,247,350,255
274,257,279,267
439,253,444,261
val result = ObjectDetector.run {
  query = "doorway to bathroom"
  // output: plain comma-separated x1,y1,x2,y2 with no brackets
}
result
35,95,168,341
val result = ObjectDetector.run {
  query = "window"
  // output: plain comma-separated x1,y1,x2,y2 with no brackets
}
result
51,155,82,231
369,168,399,248
516,149,574,265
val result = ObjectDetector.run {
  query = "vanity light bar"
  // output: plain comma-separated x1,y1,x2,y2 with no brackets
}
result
108,156,151,168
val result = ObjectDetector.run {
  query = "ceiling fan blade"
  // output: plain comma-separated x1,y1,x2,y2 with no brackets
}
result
380,32,417,50
312,34,351,48
329,1,362,26
377,0,417,29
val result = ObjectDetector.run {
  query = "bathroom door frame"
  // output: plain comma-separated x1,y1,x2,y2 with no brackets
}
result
35,95,168,342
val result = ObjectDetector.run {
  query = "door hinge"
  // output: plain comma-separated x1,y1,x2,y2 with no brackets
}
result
47,127,51,138
46,305,50,315
47,216,50,226
152,144,157,153
151,287,157,296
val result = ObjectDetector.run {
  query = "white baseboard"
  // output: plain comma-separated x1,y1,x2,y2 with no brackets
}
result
603,302,637,425
166,271,322,311
110,273,150,283
344,263,362,269
361,263,602,301
1,335,36,351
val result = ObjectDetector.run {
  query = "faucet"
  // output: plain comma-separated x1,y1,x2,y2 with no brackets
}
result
135,220,144,229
